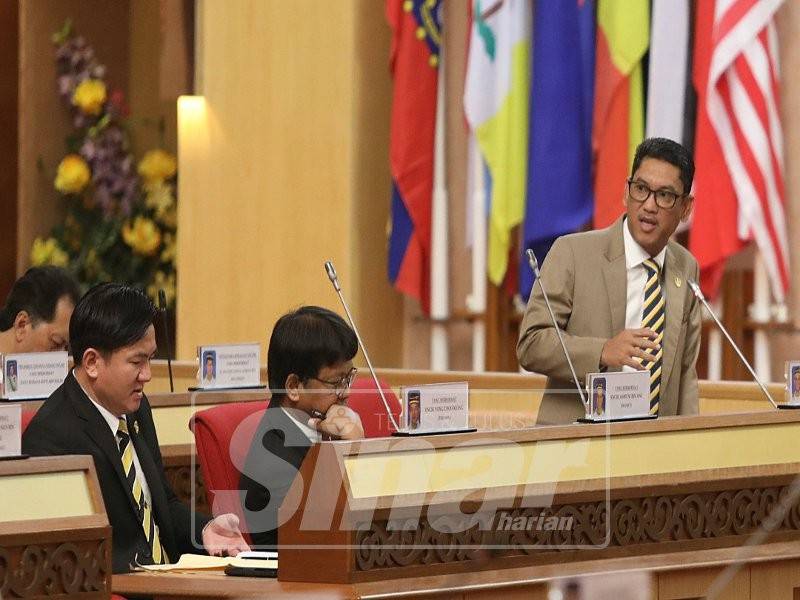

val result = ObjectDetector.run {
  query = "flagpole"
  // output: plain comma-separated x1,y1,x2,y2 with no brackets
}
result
430,41,448,372
752,253,771,381
466,135,487,372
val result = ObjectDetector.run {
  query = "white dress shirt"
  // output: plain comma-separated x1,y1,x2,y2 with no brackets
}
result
75,371,153,506
282,407,322,444
622,219,666,373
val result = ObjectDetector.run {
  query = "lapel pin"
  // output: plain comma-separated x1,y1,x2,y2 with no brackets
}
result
133,421,140,434
675,276,682,288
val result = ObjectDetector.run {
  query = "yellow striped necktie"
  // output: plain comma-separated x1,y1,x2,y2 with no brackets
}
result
640,259,664,414
116,417,167,565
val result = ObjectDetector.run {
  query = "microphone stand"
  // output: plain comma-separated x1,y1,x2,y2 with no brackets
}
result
324,261,401,432
526,250,589,412
688,280,778,408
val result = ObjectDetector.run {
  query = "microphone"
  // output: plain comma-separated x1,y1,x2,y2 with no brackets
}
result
324,260,401,432
158,289,174,393
687,280,777,408
526,249,589,411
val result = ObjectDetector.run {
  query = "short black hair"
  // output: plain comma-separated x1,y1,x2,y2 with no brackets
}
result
267,306,358,401
0,266,80,331
70,283,158,365
631,137,695,195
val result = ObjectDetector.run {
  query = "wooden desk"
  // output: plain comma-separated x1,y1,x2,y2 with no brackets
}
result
112,541,800,599
0,455,112,599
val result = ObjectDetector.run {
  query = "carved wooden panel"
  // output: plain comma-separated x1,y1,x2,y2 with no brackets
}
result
164,463,209,516
0,539,109,598
354,485,800,571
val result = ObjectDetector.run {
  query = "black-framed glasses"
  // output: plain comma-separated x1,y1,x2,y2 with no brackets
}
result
626,178,685,210
308,367,358,399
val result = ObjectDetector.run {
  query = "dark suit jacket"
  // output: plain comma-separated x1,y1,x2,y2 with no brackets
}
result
517,217,702,424
239,405,312,550
22,373,210,573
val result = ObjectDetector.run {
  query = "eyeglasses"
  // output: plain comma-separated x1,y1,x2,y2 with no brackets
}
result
308,367,358,399
626,179,685,210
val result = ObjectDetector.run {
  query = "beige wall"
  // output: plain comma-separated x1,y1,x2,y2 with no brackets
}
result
176,0,402,364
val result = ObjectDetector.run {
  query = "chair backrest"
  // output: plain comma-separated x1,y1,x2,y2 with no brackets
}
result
189,401,268,534
347,377,401,438
21,408,38,433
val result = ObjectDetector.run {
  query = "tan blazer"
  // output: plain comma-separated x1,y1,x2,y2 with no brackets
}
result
517,217,702,425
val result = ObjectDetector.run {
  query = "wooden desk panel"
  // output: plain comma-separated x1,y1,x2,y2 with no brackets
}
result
113,543,800,599
0,455,111,599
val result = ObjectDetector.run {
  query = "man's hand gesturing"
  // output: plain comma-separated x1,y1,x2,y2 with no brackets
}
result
600,328,660,370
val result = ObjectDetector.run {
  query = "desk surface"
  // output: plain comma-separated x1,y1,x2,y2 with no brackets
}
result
113,541,800,599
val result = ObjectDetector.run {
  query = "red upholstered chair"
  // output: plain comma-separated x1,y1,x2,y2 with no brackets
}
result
21,408,38,433
347,377,402,438
189,401,268,540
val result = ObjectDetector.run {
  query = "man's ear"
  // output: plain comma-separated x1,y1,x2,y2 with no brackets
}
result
13,311,31,342
284,374,302,403
81,348,103,380
681,195,695,222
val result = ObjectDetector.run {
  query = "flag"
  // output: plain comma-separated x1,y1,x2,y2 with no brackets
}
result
464,0,531,286
592,0,650,229
386,0,442,313
646,0,691,143
520,0,596,300
689,0,789,301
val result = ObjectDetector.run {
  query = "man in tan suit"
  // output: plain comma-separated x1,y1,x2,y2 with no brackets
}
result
518,138,702,424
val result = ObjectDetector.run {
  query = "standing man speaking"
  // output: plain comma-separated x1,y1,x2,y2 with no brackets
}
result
518,138,702,425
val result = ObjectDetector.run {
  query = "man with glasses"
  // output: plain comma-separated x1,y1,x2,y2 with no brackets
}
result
240,305,364,549
518,137,701,425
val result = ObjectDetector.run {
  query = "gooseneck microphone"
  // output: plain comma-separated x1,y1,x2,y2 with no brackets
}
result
158,289,174,393
526,250,589,411
324,261,401,432
687,280,778,408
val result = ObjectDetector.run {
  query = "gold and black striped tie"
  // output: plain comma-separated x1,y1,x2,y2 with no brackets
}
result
116,417,166,564
640,259,664,414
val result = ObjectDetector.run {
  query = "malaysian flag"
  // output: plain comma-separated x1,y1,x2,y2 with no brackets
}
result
690,0,789,301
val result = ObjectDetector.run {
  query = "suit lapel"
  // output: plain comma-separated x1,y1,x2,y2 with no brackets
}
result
602,218,627,337
67,375,142,518
660,246,686,393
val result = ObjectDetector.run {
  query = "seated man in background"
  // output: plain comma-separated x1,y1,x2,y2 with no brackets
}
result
240,305,365,549
0,266,80,354
23,283,249,572
518,137,702,424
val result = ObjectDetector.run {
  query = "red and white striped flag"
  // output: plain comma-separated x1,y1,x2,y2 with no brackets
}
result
690,0,789,302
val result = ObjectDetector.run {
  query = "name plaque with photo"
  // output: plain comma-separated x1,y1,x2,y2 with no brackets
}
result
582,370,654,422
784,360,800,407
194,343,264,390
0,403,21,457
1,351,69,400
396,381,474,436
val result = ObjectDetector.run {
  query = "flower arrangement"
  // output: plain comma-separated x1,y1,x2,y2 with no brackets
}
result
31,20,177,308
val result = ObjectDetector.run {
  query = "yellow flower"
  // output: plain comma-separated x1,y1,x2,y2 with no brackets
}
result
160,232,177,265
72,79,107,115
54,154,91,194
30,237,70,268
138,149,177,184
145,180,176,218
147,271,176,307
122,216,162,256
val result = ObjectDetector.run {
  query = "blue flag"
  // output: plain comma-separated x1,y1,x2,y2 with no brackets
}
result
520,0,596,299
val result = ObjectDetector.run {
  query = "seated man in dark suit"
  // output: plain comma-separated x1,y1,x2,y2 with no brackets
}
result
23,283,250,572
240,305,365,549
0,266,80,355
